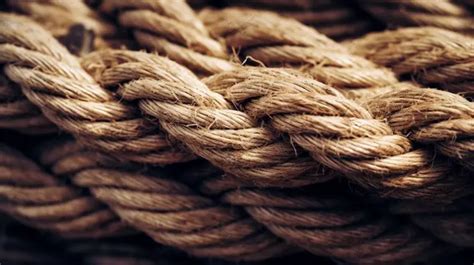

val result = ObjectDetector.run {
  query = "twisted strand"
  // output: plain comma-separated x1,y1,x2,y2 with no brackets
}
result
0,73,55,134
81,49,332,187
0,143,128,238
199,7,399,98
7,0,118,53
0,13,192,164
347,27,474,98
356,0,474,35
199,177,447,265
221,0,379,40
37,138,294,261
100,0,235,75
362,86,474,171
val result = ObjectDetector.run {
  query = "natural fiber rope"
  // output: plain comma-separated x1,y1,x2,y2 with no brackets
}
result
7,0,117,53
100,0,236,75
346,28,474,170
37,137,294,261
0,143,128,238
221,0,379,40
0,73,56,134
347,27,474,98
356,0,474,35
0,12,193,164
198,177,448,265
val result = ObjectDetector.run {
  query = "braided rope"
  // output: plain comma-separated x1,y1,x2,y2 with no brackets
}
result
100,0,235,75
0,143,128,238
0,13,193,164
37,138,294,261
356,0,474,35
221,0,379,40
198,177,449,265
7,0,117,52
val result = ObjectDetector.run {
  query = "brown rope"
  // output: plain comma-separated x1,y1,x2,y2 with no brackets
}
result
37,137,294,261
0,143,128,238
0,73,56,134
100,0,236,75
347,27,474,98
199,177,448,265
356,0,474,35
7,0,118,53
221,0,379,40
390,197,474,247
0,13,192,164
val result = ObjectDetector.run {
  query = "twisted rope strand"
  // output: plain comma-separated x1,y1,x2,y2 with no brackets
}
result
100,0,236,75
37,138,294,261
81,49,331,187
0,13,192,164
356,0,474,35
199,177,447,265
0,143,128,238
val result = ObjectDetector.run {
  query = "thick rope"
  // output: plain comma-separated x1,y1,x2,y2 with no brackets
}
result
356,0,474,35
100,0,236,75
221,0,379,40
0,143,128,238
7,0,117,53
37,137,294,261
199,7,399,99
198,177,448,265
0,73,55,134
81,49,331,187
347,27,474,98
0,13,192,164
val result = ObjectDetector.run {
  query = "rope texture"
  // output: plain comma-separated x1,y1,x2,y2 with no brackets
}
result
0,12,193,165
37,138,294,261
356,0,474,35
0,143,128,238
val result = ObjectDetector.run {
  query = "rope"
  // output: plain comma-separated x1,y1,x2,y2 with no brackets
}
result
37,137,294,261
356,0,474,35
0,12,193,164
0,143,128,238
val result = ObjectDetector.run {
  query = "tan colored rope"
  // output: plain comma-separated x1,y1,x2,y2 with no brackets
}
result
100,0,236,75
37,137,294,261
356,0,474,35
199,7,400,99
222,0,379,40
0,13,192,164
0,143,128,238
81,49,331,187
199,177,447,265
347,27,474,98
8,0,117,53
0,73,55,134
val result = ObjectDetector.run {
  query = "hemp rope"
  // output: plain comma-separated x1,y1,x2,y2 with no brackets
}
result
100,0,236,75
0,12,193,165
356,0,474,35
0,73,55,134
0,143,128,238
347,27,474,98
220,0,379,40
197,177,449,265
389,197,474,247
37,137,294,261
7,0,117,53
346,28,474,171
